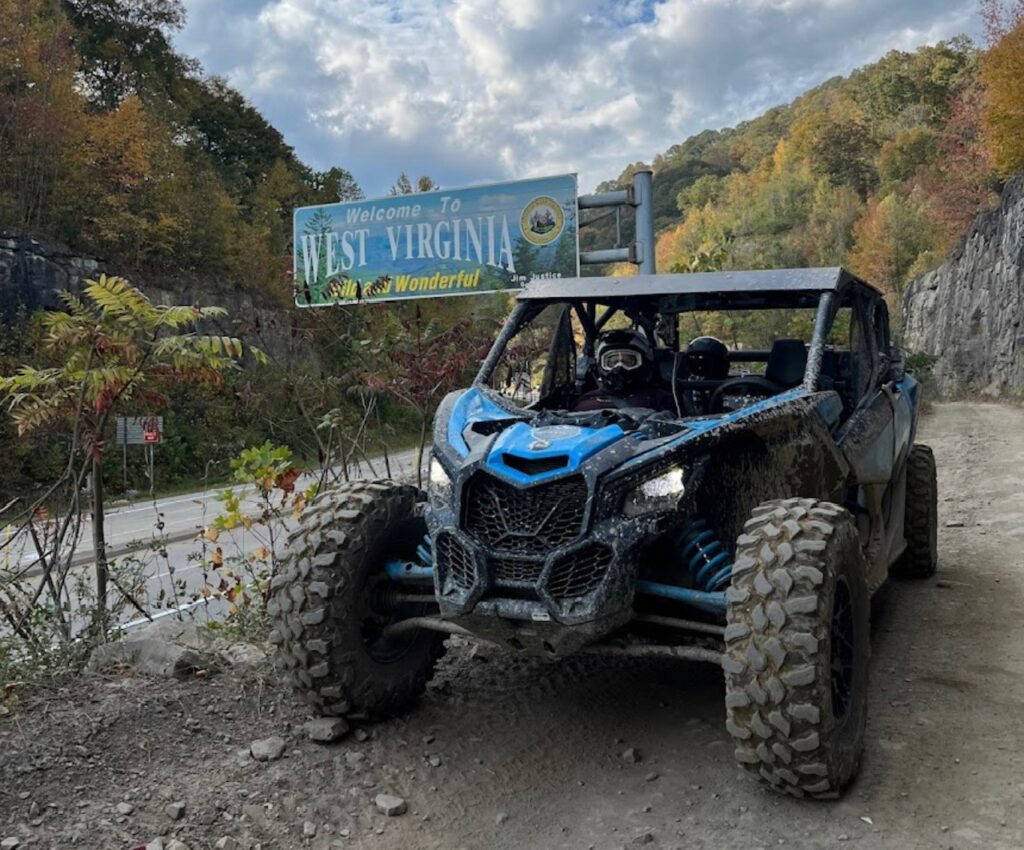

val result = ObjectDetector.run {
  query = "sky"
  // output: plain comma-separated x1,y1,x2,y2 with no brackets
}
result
175,0,982,198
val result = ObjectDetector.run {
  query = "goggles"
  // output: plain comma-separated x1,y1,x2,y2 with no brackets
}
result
599,348,644,371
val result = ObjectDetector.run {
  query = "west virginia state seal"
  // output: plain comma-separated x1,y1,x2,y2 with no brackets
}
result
521,197,565,246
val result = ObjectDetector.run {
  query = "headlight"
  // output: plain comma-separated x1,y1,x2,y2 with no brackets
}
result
623,466,686,517
428,457,453,505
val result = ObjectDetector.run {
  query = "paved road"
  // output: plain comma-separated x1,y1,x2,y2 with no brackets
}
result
5,447,423,631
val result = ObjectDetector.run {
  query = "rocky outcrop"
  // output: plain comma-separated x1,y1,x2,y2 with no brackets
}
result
902,175,1024,397
0,228,299,360
0,229,103,319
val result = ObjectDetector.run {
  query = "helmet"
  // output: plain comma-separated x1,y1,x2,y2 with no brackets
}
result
595,329,653,393
686,336,729,380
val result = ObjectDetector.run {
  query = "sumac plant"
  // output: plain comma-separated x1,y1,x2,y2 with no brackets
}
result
0,274,263,640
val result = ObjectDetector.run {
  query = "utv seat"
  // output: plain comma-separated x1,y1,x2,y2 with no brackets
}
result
707,339,808,413
765,338,808,388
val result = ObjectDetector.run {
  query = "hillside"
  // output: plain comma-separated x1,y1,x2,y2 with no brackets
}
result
583,30,1023,326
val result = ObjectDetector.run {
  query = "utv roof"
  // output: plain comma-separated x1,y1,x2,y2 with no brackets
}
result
519,267,876,301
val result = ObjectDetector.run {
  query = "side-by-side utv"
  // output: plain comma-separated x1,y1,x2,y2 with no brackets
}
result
268,267,938,798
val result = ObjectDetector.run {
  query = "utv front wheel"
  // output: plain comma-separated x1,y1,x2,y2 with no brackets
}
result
891,444,938,579
268,481,445,718
723,498,870,798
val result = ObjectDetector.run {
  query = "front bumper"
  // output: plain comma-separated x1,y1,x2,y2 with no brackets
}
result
425,472,663,652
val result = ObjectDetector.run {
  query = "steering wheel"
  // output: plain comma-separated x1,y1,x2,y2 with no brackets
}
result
708,376,780,414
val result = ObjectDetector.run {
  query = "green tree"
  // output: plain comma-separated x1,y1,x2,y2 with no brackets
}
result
878,127,939,186
309,166,363,202
61,0,194,110
0,274,261,628
809,116,878,198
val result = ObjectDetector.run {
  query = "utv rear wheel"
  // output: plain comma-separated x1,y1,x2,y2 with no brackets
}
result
891,444,938,579
723,498,870,798
268,481,445,718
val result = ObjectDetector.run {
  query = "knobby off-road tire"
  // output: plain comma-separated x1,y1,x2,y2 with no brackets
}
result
268,480,445,719
891,444,938,579
723,498,870,798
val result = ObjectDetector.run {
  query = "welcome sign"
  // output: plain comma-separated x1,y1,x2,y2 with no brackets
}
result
293,174,578,306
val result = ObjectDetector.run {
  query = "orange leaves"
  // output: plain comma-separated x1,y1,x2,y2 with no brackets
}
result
80,96,153,193
274,467,301,495
981,22,1024,176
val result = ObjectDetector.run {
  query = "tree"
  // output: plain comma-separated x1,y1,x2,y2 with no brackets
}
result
980,0,1024,44
808,115,878,199
0,0,86,232
878,128,939,186
61,0,195,110
363,310,489,486
185,77,303,198
389,173,414,196
916,80,998,240
309,166,363,202
981,20,1024,176
389,173,438,195
0,274,261,630
846,193,936,309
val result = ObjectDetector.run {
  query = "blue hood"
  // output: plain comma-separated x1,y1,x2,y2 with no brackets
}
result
486,421,631,484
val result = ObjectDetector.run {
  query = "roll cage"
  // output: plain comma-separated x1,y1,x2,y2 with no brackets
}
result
475,267,894,421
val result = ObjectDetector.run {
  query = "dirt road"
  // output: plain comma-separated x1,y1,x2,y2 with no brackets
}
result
2,402,1022,850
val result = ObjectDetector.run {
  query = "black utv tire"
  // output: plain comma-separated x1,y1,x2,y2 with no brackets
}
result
891,444,938,579
268,480,445,718
723,498,870,798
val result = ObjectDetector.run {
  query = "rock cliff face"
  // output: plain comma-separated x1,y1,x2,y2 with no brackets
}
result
0,230,102,319
0,229,298,360
902,175,1024,397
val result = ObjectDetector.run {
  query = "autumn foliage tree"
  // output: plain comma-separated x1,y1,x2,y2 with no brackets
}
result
981,18,1024,176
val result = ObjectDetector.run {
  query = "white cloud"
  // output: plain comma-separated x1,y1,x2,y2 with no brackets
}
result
176,0,980,197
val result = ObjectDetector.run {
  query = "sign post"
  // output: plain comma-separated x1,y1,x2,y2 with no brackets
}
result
116,416,163,496
293,174,579,307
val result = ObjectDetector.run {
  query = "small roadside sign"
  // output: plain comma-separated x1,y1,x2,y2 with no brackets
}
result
116,416,163,446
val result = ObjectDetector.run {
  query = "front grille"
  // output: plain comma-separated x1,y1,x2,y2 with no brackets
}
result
547,545,614,599
464,473,588,556
489,556,545,585
436,533,475,589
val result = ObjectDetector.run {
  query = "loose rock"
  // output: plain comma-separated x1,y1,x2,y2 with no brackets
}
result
86,620,218,679
1,838,21,850
303,821,317,838
165,801,186,820
250,737,287,762
621,747,642,763
375,794,408,816
304,717,349,744
116,801,134,815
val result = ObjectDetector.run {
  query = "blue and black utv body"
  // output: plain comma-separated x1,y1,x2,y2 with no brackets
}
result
271,267,938,799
